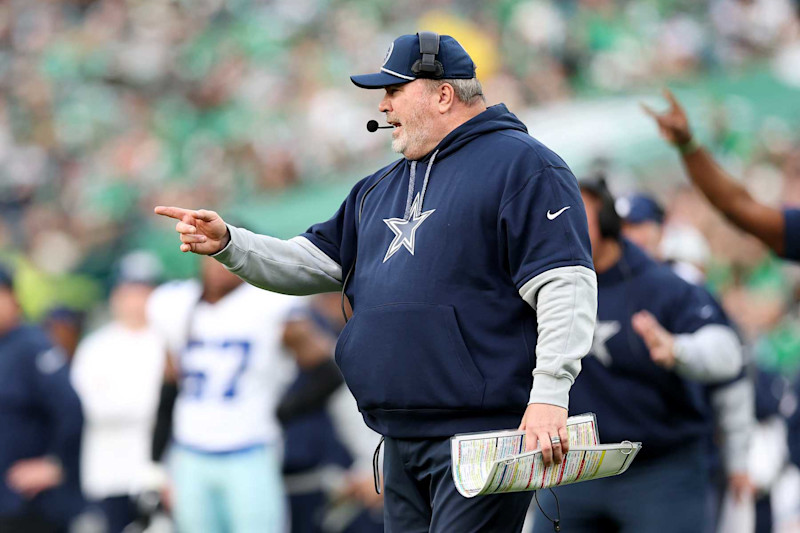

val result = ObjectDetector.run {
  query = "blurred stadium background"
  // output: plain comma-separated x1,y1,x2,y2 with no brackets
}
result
2,0,800,531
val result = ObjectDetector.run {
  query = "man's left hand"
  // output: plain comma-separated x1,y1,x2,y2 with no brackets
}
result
6,457,63,499
518,403,569,466
631,310,676,369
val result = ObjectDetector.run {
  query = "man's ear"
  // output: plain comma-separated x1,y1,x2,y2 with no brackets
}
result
437,83,455,113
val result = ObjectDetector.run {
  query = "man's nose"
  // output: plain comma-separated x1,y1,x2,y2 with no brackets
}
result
379,94,391,113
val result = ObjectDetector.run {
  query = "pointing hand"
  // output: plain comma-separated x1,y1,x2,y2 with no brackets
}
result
154,206,230,255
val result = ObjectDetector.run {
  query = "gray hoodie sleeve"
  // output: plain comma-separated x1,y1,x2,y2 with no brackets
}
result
519,265,598,409
673,325,743,383
211,224,343,295
711,378,755,474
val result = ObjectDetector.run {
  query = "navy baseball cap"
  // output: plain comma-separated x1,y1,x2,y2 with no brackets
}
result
44,306,85,328
616,194,665,225
350,32,476,89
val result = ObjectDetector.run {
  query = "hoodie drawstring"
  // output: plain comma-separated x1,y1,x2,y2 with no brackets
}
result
403,150,439,219
373,436,385,494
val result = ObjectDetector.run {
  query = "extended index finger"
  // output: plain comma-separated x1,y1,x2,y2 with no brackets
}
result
154,205,193,221
662,87,682,111
639,101,659,119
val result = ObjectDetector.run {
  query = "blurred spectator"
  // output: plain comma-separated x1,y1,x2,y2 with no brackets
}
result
70,251,166,533
43,307,86,362
146,257,297,533
711,0,798,65
0,266,84,533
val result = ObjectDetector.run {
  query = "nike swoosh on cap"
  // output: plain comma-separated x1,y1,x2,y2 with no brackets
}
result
546,206,571,220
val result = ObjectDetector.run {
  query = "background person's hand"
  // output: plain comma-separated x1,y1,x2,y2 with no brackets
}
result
340,474,383,510
728,472,756,504
632,310,677,369
641,88,693,146
6,457,63,499
154,206,229,255
518,403,569,467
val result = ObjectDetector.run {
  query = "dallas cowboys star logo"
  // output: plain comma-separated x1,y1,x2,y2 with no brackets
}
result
589,320,621,367
382,193,435,263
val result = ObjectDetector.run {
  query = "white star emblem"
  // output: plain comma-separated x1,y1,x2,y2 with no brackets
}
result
589,321,621,367
383,193,435,263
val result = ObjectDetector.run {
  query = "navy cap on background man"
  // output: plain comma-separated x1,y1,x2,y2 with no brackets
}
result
616,193,666,258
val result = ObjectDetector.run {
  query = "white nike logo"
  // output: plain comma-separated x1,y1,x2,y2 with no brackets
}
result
547,206,571,220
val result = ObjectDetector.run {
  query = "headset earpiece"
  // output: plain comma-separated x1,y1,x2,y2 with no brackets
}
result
598,183,621,239
411,31,444,78
581,176,621,239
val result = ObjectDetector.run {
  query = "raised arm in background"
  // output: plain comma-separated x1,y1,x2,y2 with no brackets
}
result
642,89,787,255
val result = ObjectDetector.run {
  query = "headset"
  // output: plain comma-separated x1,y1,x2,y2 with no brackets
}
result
580,174,621,240
411,31,445,79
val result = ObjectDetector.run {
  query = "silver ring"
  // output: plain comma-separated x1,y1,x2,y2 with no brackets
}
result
550,436,561,445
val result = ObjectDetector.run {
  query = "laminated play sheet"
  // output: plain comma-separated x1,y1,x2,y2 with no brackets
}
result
450,413,641,497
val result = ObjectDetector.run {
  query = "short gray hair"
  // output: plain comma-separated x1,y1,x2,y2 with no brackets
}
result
426,78,485,106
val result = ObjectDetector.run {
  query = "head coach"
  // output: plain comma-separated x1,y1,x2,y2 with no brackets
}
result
156,32,598,532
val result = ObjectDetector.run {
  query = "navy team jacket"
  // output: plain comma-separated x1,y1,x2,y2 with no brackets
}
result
0,324,84,522
302,104,593,438
569,240,732,459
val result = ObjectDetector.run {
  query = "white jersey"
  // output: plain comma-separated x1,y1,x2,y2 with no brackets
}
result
147,280,298,452
71,323,166,499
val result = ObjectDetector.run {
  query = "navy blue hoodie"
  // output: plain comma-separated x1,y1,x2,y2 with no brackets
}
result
302,104,593,438
569,240,731,459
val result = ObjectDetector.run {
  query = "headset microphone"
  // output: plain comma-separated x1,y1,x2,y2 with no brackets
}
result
366,120,392,132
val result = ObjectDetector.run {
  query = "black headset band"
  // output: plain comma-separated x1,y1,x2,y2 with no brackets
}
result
581,176,621,239
412,31,444,78
418,31,440,73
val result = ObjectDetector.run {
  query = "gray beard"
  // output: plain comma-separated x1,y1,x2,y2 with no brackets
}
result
391,137,405,154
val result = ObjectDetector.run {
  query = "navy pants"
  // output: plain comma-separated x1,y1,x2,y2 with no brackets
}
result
532,442,709,533
289,491,383,533
96,495,137,533
383,436,533,533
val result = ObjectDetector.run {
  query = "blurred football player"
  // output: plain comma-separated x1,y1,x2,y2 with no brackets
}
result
147,257,297,533
71,252,167,533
